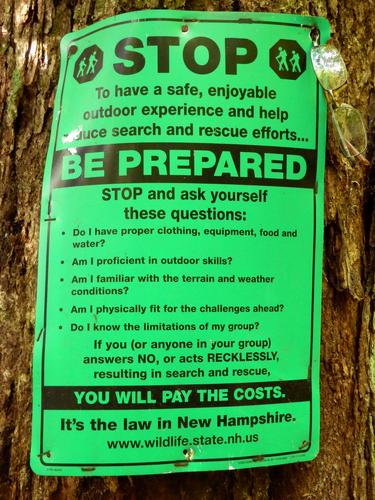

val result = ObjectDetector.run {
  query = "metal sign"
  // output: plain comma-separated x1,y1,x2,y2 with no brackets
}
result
31,10,329,475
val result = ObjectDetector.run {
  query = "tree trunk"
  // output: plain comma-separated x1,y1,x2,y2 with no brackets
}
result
0,1,373,499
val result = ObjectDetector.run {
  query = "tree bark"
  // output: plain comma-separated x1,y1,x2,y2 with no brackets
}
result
0,1,373,499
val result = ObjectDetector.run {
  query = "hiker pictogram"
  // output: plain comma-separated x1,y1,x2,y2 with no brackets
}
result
290,50,301,72
87,51,99,74
74,45,103,83
276,47,289,71
270,40,306,80
76,58,87,78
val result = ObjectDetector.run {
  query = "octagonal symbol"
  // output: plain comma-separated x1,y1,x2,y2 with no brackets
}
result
269,40,306,80
74,45,103,84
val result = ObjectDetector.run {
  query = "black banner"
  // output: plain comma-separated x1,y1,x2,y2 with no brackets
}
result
51,143,317,189
43,380,311,410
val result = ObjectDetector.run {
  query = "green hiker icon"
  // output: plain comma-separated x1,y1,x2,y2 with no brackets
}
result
270,39,306,80
76,57,87,77
87,50,99,74
74,44,103,83
276,46,288,71
290,50,301,72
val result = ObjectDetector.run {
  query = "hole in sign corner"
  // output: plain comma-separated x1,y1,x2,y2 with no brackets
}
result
183,448,195,461
68,45,78,57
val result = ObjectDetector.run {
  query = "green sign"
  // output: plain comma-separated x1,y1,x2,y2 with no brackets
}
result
31,10,329,475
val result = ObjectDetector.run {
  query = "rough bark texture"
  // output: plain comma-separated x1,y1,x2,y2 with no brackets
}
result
0,1,374,499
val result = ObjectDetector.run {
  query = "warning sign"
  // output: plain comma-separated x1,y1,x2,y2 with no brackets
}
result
31,10,329,475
